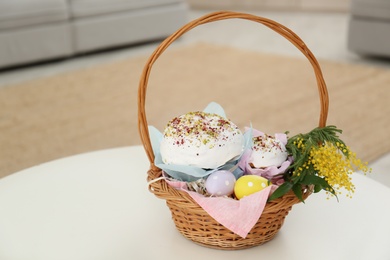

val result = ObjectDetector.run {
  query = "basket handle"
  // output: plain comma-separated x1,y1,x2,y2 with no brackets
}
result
138,11,329,165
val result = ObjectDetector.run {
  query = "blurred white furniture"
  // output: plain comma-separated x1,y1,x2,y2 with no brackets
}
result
0,0,188,69
186,0,351,12
0,0,72,69
0,146,390,260
348,0,390,57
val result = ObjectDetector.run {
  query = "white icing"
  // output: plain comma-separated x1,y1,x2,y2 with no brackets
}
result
160,111,244,169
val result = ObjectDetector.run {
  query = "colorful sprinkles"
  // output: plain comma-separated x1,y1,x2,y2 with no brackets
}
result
253,135,283,153
163,111,241,149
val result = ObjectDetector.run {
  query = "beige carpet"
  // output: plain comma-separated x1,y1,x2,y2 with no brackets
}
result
1,43,389,178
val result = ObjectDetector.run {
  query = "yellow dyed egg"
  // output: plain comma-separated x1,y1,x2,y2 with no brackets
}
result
234,175,270,199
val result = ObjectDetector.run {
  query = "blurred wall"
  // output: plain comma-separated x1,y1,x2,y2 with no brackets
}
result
186,0,351,12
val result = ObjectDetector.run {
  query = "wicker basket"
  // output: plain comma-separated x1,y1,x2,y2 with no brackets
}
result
138,11,329,250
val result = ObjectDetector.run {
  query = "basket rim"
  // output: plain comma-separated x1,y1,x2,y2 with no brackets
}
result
147,167,311,210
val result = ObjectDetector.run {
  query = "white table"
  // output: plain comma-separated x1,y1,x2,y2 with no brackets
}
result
0,146,389,260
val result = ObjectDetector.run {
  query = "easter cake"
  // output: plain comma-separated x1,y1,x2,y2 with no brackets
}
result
249,134,288,169
160,111,244,169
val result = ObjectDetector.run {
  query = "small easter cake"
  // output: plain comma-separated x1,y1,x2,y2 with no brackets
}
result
160,111,244,169
249,134,288,168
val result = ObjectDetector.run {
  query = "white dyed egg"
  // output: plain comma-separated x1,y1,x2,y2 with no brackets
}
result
205,170,236,196
234,175,270,199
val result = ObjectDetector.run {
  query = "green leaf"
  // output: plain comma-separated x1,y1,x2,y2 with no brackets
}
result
301,174,339,200
301,174,327,187
314,184,322,193
268,182,293,201
292,184,305,202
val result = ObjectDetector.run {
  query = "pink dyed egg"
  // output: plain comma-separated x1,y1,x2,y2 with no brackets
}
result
205,170,236,196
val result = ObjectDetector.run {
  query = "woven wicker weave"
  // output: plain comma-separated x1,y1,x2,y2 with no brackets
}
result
138,11,329,250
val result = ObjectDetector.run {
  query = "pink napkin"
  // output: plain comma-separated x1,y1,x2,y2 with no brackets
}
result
166,178,272,238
